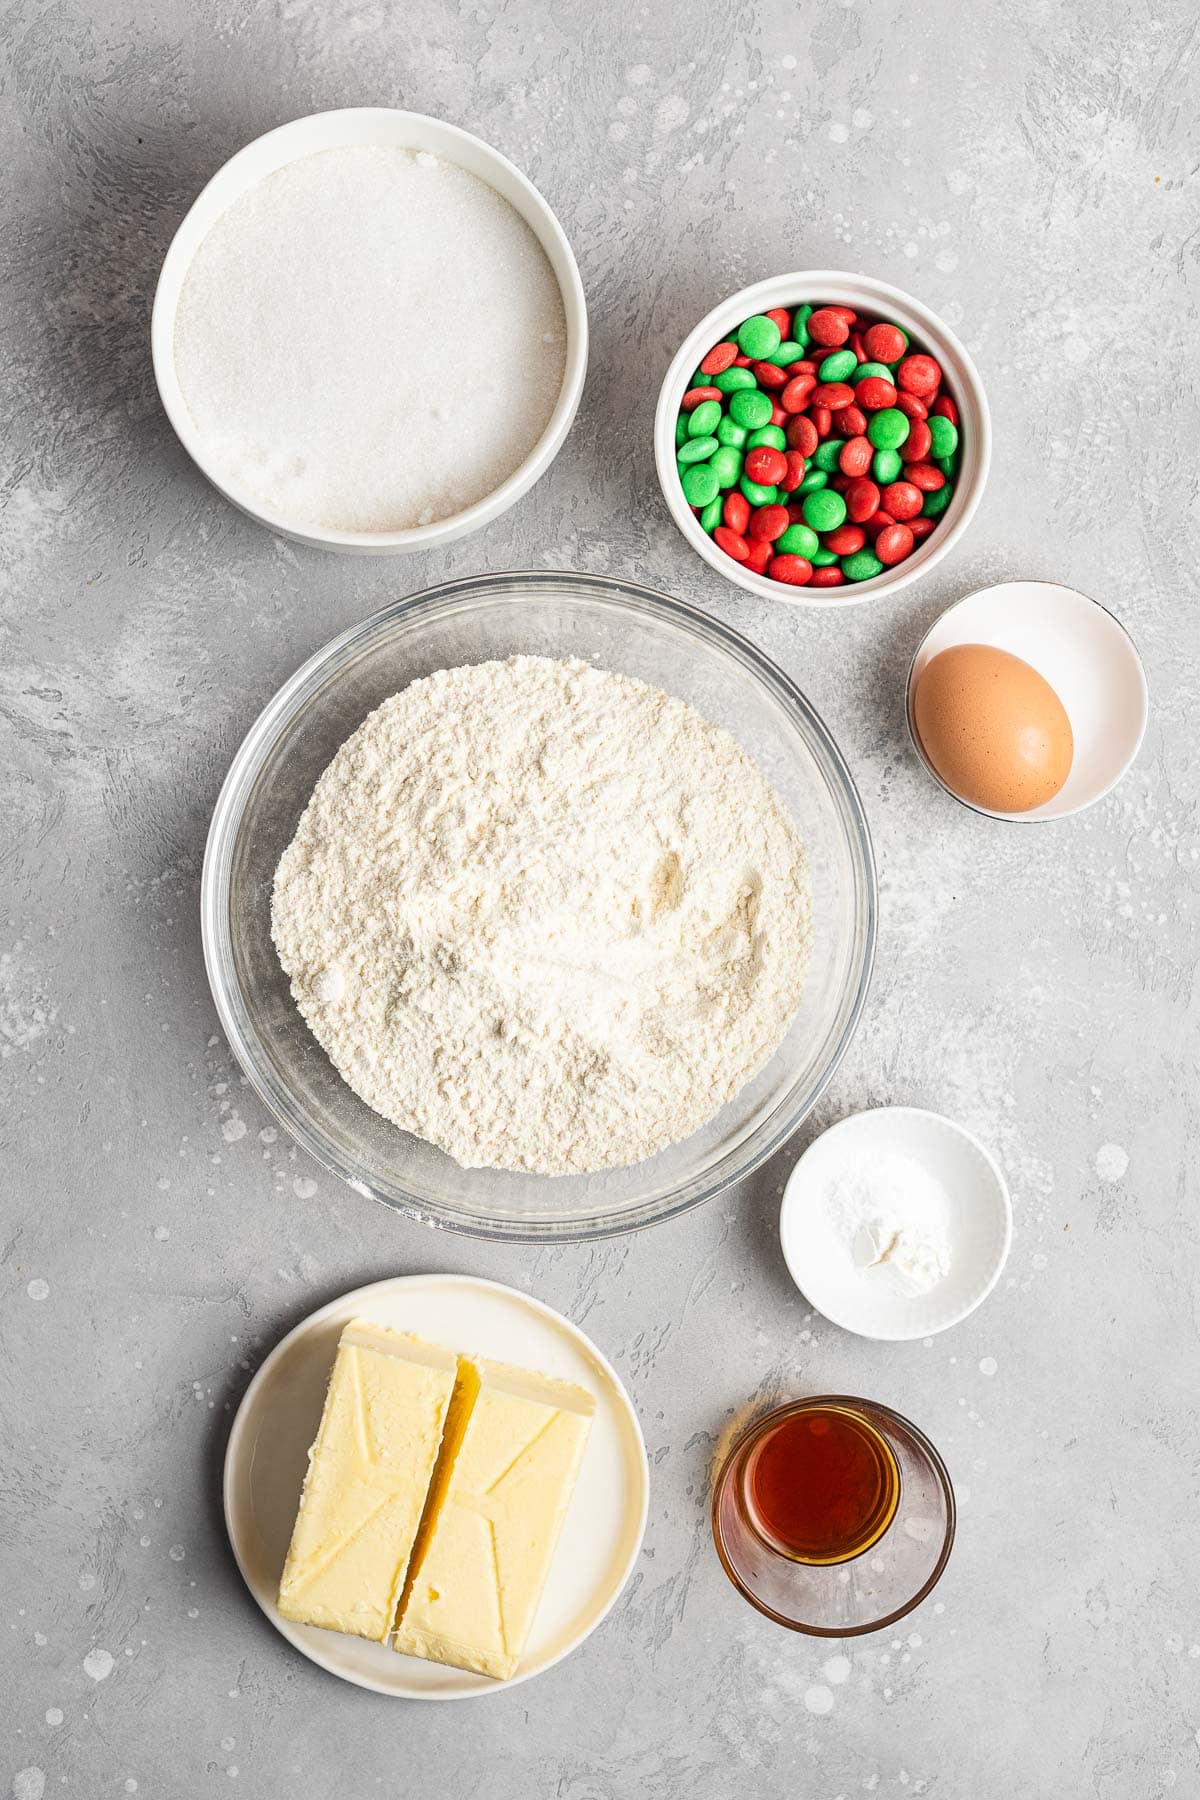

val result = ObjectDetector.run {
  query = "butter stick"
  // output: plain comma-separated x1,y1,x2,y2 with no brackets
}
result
393,1356,595,1680
277,1322,458,1642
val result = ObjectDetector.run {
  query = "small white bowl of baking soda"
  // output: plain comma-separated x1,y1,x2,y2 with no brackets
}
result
779,1107,1012,1341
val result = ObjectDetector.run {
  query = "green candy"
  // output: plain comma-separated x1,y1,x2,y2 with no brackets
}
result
842,549,884,582
819,349,858,382
717,416,749,448
937,454,956,475
813,439,846,471
737,314,782,359
687,399,722,438
767,340,806,367
729,388,774,430
677,437,718,465
928,416,959,458
802,489,847,532
681,463,720,507
714,366,758,393
809,547,839,566
872,447,903,483
746,424,787,450
867,409,910,452
797,467,828,494
776,522,819,557
699,494,724,534
710,445,744,488
922,483,953,517
792,303,812,346
675,414,689,448
740,475,778,506
853,361,894,384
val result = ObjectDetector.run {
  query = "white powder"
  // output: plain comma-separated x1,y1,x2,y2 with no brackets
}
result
271,656,812,1175
174,147,566,532
826,1150,953,1296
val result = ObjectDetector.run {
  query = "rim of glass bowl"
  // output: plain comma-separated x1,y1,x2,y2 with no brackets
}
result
201,572,878,1240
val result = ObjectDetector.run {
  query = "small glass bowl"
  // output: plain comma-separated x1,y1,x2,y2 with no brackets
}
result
201,573,877,1240
712,1396,955,1636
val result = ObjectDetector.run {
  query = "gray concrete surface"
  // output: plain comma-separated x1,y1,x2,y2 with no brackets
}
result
3,1,1199,1793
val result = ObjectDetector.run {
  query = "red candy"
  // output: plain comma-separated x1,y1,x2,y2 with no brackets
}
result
786,415,819,456
849,330,868,363
839,436,873,477
807,308,851,347
879,480,923,520
861,509,895,540
682,385,721,410
767,554,813,585
744,537,773,573
723,491,750,533
765,306,792,337
902,418,932,462
932,394,958,426
754,361,788,391
844,477,880,523
733,352,753,367
874,523,914,565
825,524,866,555
863,322,907,363
808,565,845,587
811,406,833,438
781,374,817,413
748,503,790,542
855,376,898,411
895,391,927,421
713,526,749,561
700,341,738,376
908,516,937,541
768,402,789,428
903,462,945,491
811,382,854,410
840,404,868,437
897,353,942,397
779,451,807,492
745,446,788,486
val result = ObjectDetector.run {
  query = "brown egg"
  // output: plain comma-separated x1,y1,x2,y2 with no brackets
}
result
912,644,1074,813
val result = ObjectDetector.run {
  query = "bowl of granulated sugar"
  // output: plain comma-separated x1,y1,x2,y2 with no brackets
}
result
152,109,587,552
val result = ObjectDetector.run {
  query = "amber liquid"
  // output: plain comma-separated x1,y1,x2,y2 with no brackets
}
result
742,1405,901,1565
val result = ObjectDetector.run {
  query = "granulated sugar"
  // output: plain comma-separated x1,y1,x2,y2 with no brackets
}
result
173,146,567,532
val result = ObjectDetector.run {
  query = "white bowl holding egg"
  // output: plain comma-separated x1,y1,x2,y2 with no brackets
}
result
906,581,1149,822
152,109,588,554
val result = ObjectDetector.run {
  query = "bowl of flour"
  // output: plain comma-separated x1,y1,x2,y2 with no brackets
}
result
152,110,586,552
202,573,877,1238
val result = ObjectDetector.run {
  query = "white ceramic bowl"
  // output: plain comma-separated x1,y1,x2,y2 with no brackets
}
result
906,580,1149,822
654,272,990,607
151,108,587,554
779,1107,1012,1341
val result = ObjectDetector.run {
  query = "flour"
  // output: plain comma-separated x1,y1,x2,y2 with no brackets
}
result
271,656,812,1175
174,146,566,532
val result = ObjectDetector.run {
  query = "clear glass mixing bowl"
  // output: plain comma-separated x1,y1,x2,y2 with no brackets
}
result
202,573,877,1239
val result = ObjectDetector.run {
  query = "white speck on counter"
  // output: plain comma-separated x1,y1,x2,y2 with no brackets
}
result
1096,1143,1129,1181
292,1176,318,1200
829,120,849,142
174,147,567,535
12,1771,46,1800
221,1115,247,1143
44,1709,63,1727
26,1279,49,1301
823,1655,851,1684
82,1647,114,1682
804,1684,835,1714
979,1356,998,1376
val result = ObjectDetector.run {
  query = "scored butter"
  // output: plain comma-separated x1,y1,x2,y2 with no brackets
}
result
276,1323,457,1641
393,1356,595,1679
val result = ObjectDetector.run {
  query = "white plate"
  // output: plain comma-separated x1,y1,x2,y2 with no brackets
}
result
223,1274,648,1697
906,580,1148,820
779,1107,1012,1340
